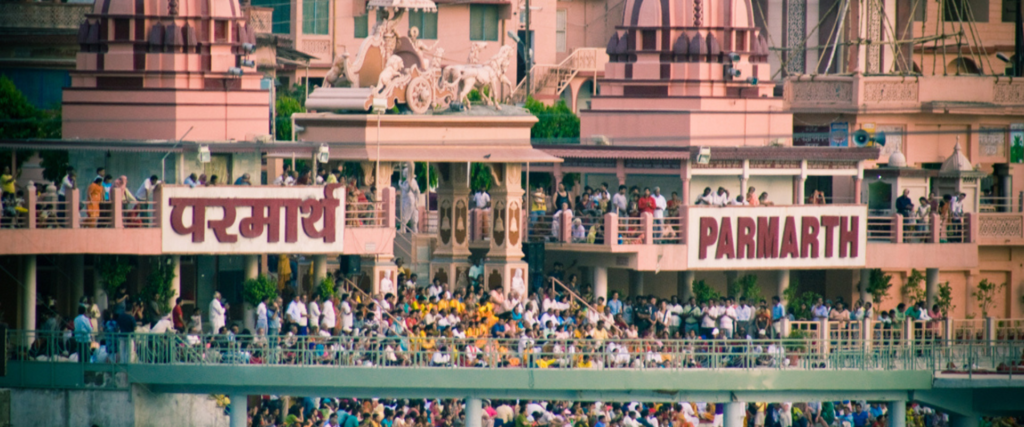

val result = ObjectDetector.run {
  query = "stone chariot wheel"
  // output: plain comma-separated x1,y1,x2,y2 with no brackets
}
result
405,76,433,114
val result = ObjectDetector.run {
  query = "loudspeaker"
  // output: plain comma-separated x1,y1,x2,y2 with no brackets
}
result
522,241,545,273
338,255,361,276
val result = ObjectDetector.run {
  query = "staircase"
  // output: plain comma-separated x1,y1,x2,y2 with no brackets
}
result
511,48,609,104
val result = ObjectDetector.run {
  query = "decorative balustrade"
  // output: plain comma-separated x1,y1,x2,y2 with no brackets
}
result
0,2,91,30
0,182,160,231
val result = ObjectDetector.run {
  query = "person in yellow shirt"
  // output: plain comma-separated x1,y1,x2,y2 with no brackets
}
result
577,354,594,368
535,355,557,368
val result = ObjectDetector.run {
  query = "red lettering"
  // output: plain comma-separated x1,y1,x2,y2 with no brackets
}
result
715,217,736,259
779,216,800,259
839,215,859,258
736,217,756,259
800,216,820,258
208,201,239,243
169,198,209,243
821,216,839,258
756,217,779,258
699,217,718,260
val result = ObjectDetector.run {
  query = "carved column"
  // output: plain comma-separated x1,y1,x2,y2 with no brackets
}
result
429,162,473,291
483,162,529,296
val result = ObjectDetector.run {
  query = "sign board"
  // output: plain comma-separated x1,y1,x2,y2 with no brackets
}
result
687,205,867,270
830,122,849,147
793,126,830,147
161,185,345,254
1011,124,1024,164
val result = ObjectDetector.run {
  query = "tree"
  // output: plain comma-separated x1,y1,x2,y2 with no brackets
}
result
317,276,337,301
693,280,722,305
783,286,820,321
142,256,178,315
867,268,893,305
972,279,1006,318
470,163,493,191
0,76,60,140
523,97,580,141
39,150,70,183
275,95,303,141
901,269,926,305
936,281,955,317
97,256,134,297
242,275,278,306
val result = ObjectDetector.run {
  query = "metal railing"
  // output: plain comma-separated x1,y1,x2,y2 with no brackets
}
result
528,213,556,242
346,201,384,227
653,216,684,244
7,330,1024,376
510,48,609,103
617,217,645,245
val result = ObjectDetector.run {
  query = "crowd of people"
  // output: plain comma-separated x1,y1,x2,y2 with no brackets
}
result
893,190,967,243
241,395,977,427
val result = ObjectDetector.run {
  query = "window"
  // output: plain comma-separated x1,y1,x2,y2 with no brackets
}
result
409,10,438,39
251,0,290,34
943,0,988,22
1004,0,1019,22
470,5,499,41
303,0,329,35
354,14,369,38
556,10,567,52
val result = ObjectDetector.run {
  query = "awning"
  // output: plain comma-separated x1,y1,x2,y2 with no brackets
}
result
533,144,879,161
270,145,562,163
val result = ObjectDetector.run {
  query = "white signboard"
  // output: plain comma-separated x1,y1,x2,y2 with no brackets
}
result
161,185,346,254
686,205,868,270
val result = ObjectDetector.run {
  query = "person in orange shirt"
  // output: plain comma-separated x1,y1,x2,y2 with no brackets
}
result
85,177,104,227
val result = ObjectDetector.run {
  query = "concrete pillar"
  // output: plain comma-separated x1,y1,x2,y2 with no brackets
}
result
230,394,247,427
593,266,608,302
313,255,328,283
950,415,978,427
860,268,870,304
71,254,85,309
723,402,745,427
465,397,482,427
888,402,906,427
678,271,695,301
170,255,181,302
22,255,36,345
629,270,644,297
244,255,259,280
926,268,938,308
777,270,790,302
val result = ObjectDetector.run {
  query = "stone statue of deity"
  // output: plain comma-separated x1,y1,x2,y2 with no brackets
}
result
399,162,421,233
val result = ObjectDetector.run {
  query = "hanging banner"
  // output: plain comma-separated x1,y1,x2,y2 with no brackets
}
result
830,122,849,147
1011,124,1024,164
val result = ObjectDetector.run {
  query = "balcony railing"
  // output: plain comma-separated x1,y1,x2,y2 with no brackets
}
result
7,329,1024,375
0,182,160,230
866,213,975,243
0,2,90,31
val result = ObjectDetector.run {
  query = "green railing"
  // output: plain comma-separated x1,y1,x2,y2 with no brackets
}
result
7,330,1024,378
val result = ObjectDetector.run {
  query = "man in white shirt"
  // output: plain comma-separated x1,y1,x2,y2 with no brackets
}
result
712,187,730,206
308,294,321,330
321,297,336,333
286,294,309,335
256,296,268,332
135,175,160,201
652,187,667,218
473,189,491,210
340,294,354,333
183,173,199,188
719,298,737,339
736,297,753,338
209,292,226,334
58,169,75,202
701,301,719,338
611,185,628,214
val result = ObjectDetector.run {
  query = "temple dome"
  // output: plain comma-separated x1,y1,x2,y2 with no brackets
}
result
940,142,973,173
887,150,907,168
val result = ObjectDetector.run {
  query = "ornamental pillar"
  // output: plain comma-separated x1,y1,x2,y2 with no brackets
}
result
430,162,472,291
483,162,529,297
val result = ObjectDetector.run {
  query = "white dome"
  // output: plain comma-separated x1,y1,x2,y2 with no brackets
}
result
940,142,973,173
888,150,907,168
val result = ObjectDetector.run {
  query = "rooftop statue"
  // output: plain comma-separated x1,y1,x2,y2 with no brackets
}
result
308,0,513,114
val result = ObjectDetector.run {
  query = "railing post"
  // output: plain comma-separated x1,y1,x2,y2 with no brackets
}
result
892,213,903,243
780,318,791,338
470,209,482,241
944,318,953,346
820,320,830,355
985,316,995,347
863,318,873,351
930,213,941,243
26,181,37,229
112,187,123,229
381,186,395,229
904,317,913,347
604,212,618,247
153,185,162,228
560,210,573,243
70,188,80,229
641,212,654,244
965,212,978,243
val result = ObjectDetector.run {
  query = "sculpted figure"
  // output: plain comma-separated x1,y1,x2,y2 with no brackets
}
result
399,163,421,233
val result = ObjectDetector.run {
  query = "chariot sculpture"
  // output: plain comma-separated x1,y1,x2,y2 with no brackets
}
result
306,0,515,114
